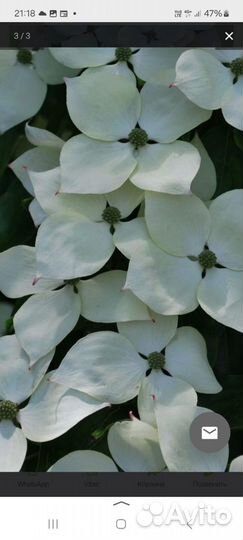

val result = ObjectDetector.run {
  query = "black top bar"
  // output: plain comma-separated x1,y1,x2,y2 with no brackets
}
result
0,23,242,48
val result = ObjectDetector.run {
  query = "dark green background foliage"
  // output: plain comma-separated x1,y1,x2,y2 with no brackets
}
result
0,86,242,471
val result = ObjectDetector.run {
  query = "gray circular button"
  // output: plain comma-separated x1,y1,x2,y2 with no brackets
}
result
190,412,230,452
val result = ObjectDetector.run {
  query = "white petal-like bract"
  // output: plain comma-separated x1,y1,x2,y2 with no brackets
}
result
51,331,147,403
14,286,81,363
197,268,243,332
118,311,178,356
131,142,201,194
0,422,27,472
36,214,114,279
60,135,136,194
125,240,201,315
20,372,108,442
175,49,232,110
66,65,140,140
48,450,117,471
108,418,165,472
165,326,222,393
80,270,149,323
145,192,210,256
0,64,46,134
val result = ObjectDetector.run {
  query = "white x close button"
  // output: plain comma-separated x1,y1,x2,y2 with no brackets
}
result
225,31,234,41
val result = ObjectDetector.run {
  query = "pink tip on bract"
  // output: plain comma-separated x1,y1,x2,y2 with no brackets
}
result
32,275,41,286
169,83,177,88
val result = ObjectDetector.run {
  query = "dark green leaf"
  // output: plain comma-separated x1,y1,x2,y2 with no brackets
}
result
200,114,243,196
0,181,35,251
233,129,243,151
0,126,22,191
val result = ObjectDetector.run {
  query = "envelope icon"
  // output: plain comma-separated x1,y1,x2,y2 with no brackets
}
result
201,426,218,440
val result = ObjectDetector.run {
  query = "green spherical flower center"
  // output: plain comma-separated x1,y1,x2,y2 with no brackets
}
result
198,249,217,269
17,49,33,65
0,400,18,421
102,206,121,225
128,127,148,149
115,47,132,62
230,57,243,77
147,351,165,370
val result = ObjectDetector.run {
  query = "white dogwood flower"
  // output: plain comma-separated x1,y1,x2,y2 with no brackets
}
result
33,171,143,280
0,338,108,471
51,311,221,405
175,49,243,130
0,242,148,363
60,63,210,195
0,49,78,134
118,189,243,331
8,163,146,338
108,376,228,472
0,334,54,471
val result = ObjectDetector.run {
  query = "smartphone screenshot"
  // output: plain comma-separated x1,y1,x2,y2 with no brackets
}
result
0,0,242,538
